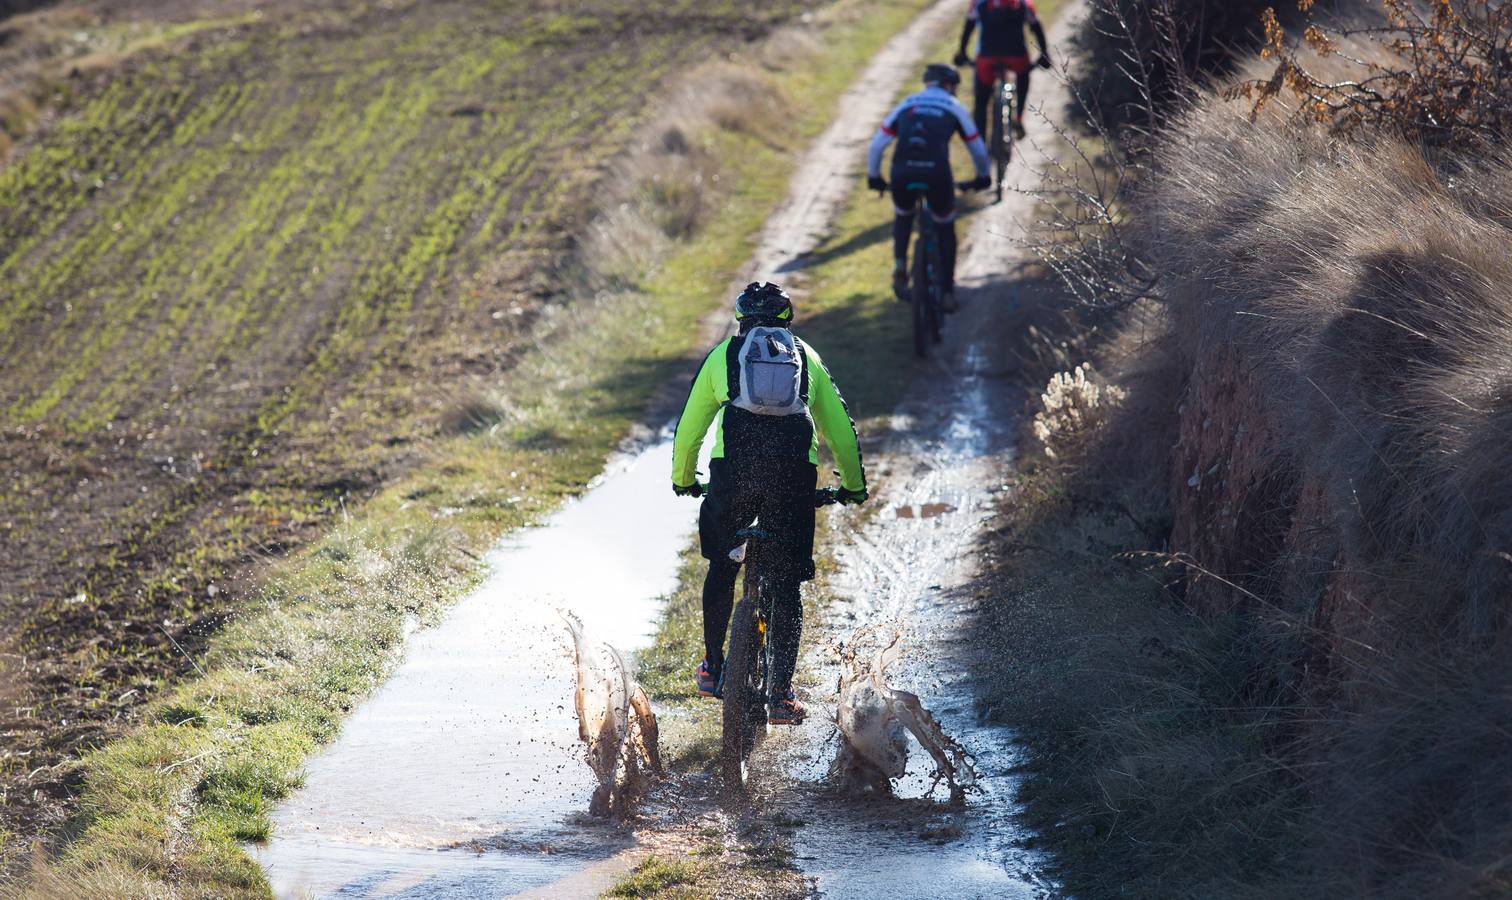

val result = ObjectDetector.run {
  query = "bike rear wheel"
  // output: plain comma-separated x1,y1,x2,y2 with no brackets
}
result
720,588,767,790
910,219,932,358
991,81,1013,202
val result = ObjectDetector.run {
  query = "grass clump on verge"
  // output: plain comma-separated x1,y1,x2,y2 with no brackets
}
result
606,856,702,898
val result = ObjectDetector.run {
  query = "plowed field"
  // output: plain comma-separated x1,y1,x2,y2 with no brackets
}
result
0,0,814,860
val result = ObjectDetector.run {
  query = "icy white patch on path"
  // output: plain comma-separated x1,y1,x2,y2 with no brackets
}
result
253,439,694,899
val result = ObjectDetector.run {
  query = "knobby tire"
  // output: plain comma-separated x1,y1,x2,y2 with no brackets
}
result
720,586,766,790
911,218,932,358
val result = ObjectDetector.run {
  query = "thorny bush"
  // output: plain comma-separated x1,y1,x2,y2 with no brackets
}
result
1240,0,1512,146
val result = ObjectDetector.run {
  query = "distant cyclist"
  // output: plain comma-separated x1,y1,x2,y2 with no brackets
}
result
671,282,867,726
866,63,991,313
954,0,1052,140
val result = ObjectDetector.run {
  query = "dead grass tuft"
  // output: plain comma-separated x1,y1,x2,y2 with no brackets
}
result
581,64,789,287
1145,93,1512,638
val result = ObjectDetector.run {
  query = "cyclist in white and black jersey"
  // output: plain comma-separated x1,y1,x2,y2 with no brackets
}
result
866,64,991,313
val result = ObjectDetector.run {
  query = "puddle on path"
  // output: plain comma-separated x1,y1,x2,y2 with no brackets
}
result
253,433,697,899
760,335,1058,898
893,502,956,519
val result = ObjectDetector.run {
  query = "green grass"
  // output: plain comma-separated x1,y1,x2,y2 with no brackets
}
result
7,0,941,895
605,856,702,898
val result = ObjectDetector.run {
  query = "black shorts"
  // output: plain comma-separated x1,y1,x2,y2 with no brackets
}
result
699,456,818,582
889,172,957,222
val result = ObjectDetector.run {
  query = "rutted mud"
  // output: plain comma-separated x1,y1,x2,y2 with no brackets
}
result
748,6,1085,897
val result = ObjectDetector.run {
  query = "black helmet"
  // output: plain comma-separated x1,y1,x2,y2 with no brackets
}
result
734,281,793,321
923,63,961,87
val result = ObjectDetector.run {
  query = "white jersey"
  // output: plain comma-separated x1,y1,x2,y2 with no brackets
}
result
867,86,989,178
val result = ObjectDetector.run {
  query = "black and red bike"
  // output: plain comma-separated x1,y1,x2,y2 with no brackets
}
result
716,486,840,790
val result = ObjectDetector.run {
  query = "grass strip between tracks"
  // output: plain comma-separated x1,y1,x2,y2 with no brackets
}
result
11,1,941,895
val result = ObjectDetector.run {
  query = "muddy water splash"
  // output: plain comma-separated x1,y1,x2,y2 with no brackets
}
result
253,434,694,898
833,629,976,802
561,611,661,817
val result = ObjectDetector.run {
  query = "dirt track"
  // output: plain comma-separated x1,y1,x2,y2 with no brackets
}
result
753,5,1085,895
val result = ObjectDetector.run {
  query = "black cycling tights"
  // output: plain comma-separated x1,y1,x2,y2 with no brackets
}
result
973,68,1033,137
894,213,958,291
703,557,804,698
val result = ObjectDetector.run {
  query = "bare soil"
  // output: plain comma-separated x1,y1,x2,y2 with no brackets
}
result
0,0,817,867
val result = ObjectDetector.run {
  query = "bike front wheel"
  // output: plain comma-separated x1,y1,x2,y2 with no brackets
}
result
720,590,767,791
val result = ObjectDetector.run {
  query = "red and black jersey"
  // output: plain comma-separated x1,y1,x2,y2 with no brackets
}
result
967,0,1039,58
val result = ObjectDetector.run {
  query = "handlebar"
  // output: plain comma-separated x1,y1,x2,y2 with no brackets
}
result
684,484,846,509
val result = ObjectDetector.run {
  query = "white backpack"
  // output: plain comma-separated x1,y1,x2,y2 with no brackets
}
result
730,326,806,416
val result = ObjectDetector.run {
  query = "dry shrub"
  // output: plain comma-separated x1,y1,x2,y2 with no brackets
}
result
1032,363,1126,460
1065,81,1512,897
1242,0,1512,147
1070,0,1310,133
1145,92,1512,638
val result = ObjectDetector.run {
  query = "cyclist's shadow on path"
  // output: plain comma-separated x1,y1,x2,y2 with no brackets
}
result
775,197,992,275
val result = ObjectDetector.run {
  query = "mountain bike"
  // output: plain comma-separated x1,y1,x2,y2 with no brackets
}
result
899,181,978,359
720,487,841,790
975,61,1016,204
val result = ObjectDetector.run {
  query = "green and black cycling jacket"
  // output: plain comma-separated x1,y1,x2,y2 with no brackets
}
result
671,333,866,494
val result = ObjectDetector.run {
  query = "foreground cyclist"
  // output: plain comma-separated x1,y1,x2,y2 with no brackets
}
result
866,63,991,313
954,0,1052,140
671,282,867,725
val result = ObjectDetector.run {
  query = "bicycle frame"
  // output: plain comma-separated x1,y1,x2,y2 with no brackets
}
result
988,71,1016,203
902,185,944,358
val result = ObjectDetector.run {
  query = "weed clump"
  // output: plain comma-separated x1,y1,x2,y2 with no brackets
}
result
1031,364,1125,460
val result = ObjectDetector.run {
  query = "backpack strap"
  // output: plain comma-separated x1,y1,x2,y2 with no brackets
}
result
796,337,810,404
724,333,744,404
